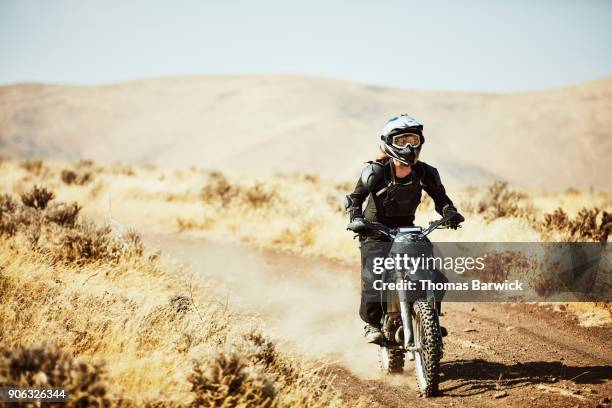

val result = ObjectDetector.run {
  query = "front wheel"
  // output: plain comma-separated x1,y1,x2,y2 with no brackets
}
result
378,346,404,374
412,300,443,396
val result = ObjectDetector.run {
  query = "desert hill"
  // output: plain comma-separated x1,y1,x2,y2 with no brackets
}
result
1,75,610,190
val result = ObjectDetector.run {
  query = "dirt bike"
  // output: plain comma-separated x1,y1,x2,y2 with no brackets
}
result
347,211,459,396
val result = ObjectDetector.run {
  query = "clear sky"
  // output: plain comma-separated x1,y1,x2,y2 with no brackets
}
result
0,0,610,91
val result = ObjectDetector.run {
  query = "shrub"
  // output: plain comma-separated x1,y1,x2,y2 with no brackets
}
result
0,214,17,237
239,331,300,388
201,172,239,205
60,169,78,184
0,343,110,407
0,194,18,236
169,295,192,315
0,193,17,214
48,223,145,266
240,182,277,208
542,208,569,230
76,159,94,169
242,331,279,370
4,203,44,244
565,187,581,195
542,207,611,242
46,202,82,227
201,174,277,208
19,159,44,175
61,169,93,186
530,274,566,298
476,181,530,222
51,222,124,266
479,251,531,283
1,189,145,265
122,229,145,258
17,208,44,245
189,353,276,408
21,185,55,210
303,174,319,183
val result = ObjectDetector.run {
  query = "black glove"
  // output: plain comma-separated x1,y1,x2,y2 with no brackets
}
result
347,216,367,233
442,205,465,229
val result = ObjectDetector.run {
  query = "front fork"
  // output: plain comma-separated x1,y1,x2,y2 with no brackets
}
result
397,288,413,350
383,281,442,359
382,280,414,350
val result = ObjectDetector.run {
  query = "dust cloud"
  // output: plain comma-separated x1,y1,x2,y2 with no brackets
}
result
146,233,403,380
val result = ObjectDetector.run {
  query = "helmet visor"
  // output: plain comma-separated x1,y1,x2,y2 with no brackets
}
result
392,133,421,149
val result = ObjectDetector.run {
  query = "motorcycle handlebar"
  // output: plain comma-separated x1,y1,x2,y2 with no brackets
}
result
347,211,461,237
422,211,460,236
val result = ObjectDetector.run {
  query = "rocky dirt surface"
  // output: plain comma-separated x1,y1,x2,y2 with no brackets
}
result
147,234,611,407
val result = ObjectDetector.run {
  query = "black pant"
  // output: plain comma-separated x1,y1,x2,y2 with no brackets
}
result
359,238,392,327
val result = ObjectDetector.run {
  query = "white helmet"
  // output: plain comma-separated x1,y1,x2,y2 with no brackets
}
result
380,114,425,165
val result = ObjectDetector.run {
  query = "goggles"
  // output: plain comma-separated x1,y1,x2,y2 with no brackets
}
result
391,133,421,149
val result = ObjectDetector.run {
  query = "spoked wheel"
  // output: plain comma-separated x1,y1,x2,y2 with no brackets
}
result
412,300,443,397
378,346,405,374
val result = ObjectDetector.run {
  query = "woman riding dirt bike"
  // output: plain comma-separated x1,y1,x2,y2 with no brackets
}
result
345,114,464,395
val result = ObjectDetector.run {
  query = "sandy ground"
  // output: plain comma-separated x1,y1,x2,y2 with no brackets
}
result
145,233,612,407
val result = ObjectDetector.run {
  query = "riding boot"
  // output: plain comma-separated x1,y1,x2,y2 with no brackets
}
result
364,324,385,344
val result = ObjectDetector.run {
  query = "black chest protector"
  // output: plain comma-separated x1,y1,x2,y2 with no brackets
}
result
379,164,423,217
361,160,424,221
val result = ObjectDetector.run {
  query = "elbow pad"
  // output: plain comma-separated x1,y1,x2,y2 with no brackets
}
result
420,164,443,189
360,161,385,192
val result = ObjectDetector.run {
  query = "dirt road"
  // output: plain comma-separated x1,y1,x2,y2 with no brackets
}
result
146,234,612,407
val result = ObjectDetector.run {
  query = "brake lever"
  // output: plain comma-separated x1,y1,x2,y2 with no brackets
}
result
439,223,463,230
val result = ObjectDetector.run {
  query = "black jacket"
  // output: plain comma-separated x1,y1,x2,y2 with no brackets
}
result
349,159,454,228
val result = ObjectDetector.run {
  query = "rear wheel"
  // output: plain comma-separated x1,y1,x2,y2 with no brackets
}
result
412,300,442,396
379,346,405,374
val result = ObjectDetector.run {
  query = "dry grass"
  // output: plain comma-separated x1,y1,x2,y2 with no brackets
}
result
0,159,609,365
0,185,354,406
1,159,609,261
0,159,610,406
